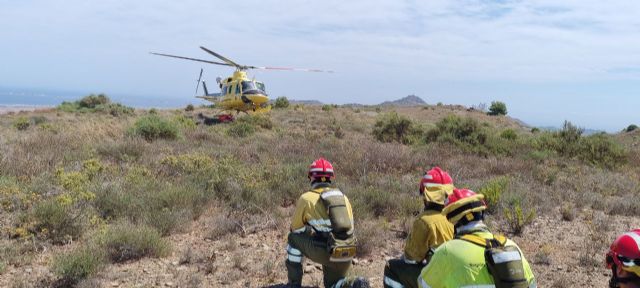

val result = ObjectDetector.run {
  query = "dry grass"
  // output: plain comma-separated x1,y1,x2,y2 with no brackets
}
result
1,104,639,285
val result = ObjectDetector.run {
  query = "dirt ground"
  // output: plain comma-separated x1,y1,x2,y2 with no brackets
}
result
1,204,636,288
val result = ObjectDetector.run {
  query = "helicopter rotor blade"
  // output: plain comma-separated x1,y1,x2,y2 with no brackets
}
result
199,46,243,69
150,52,233,67
195,68,203,95
249,66,334,73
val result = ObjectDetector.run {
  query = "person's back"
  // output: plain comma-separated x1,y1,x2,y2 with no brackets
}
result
383,167,454,288
286,158,369,288
419,189,536,288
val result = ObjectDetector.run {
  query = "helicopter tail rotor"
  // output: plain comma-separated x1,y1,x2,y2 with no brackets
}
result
202,81,210,96
195,68,203,96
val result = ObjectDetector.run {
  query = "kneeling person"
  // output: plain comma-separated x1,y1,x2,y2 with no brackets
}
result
419,189,536,288
383,167,455,288
286,158,369,288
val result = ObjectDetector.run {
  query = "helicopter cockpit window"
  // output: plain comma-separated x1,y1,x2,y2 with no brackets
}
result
242,81,266,93
222,86,228,95
256,82,266,92
236,84,241,94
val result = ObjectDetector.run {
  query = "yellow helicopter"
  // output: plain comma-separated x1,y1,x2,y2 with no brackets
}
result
151,46,332,120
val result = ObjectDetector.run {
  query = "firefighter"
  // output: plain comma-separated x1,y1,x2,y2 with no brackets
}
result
606,230,640,288
383,167,455,288
286,158,369,288
418,188,536,288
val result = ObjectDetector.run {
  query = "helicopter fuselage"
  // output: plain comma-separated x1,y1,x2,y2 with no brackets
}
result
200,70,270,113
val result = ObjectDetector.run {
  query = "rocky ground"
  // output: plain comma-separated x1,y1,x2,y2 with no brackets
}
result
2,204,637,288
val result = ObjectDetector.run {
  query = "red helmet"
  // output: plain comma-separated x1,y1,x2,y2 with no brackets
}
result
443,189,487,226
419,167,453,194
607,230,640,277
308,158,334,180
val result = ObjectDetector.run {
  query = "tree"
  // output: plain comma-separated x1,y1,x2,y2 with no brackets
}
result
488,101,507,116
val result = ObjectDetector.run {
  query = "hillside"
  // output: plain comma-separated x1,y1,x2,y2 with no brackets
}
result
1,102,639,287
379,95,426,106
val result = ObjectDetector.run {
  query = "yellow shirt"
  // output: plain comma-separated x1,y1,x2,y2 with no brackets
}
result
290,186,354,234
403,209,454,263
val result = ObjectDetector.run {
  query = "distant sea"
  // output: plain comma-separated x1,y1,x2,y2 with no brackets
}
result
0,87,189,108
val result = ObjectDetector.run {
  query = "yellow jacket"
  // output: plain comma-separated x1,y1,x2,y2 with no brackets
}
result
290,185,354,234
403,209,454,264
419,230,536,288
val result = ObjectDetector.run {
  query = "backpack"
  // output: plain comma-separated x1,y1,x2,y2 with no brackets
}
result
459,234,529,288
320,188,357,262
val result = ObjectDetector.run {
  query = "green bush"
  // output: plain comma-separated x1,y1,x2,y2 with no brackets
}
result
237,114,273,130
478,176,509,213
52,245,106,285
322,104,334,111
100,223,170,263
227,122,255,138
31,116,48,125
95,103,135,117
130,115,179,141
625,124,638,132
372,112,422,145
503,197,536,235
500,129,518,140
12,117,30,131
530,127,540,133
487,101,507,116
425,115,491,152
78,94,110,109
28,198,85,244
274,97,290,109
172,114,197,130
185,104,195,111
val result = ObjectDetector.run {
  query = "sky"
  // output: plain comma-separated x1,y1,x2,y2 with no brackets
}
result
0,0,639,131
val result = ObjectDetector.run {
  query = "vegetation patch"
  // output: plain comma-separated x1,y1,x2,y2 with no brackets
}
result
52,244,106,286
372,112,422,145
130,115,179,141
99,222,170,262
57,94,134,116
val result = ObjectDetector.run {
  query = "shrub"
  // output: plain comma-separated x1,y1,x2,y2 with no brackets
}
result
322,104,334,111
503,198,535,235
530,127,540,133
31,116,48,125
274,97,290,109
372,112,422,145
227,122,255,138
237,114,273,130
95,103,134,117
172,114,197,130
487,101,507,116
52,245,106,285
28,198,85,243
12,117,30,131
78,94,110,108
425,115,490,152
500,129,518,140
185,104,195,111
625,124,638,132
130,115,179,141
100,223,170,263
478,176,509,213
560,203,575,221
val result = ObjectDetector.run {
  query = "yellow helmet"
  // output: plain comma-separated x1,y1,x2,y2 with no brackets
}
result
443,188,487,226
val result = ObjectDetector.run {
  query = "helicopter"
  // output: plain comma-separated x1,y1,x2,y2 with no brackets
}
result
150,46,332,119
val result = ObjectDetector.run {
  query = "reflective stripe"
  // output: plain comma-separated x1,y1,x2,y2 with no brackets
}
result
418,278,430,288
287,245,302,256
311,225,332,232
330,256,353,262
424,183,443,187
332,278,346,288
384,276,405,288
423,174,433,180
308,219,332,226
292,227,306,233
403,258,418,264
625,232,640,251
309,168,333,172
492,250,521,264
460,285,496,288
321,190,344,199
287,255,302,263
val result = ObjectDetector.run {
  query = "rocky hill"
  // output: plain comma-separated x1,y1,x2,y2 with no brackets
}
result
379,95,426,106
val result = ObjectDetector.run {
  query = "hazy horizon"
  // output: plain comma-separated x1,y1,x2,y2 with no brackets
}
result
1,1,639,131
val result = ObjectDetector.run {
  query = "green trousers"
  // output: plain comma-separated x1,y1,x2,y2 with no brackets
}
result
286,232,352,288
383,258,426,288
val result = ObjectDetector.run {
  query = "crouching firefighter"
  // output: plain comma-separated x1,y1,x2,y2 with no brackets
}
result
606,230,640,288
383,167,455,288
285,158,370,288
419,189,536,288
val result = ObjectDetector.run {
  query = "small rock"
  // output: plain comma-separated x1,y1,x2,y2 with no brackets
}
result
171,261,179,266
25,268,32,273
165,282,174,287
111,281,119,287
352,258,360,265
